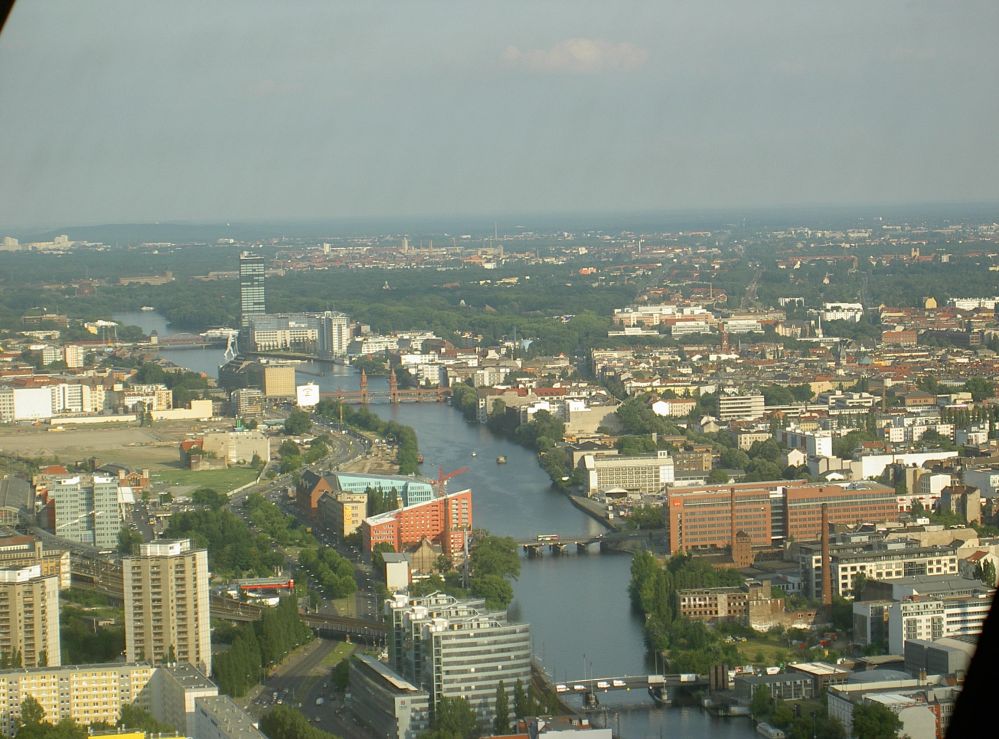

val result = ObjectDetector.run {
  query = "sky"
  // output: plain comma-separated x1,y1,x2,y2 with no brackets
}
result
1,0,998,230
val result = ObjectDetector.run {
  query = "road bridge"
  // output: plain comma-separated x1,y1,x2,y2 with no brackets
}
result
516,529,660,556
318,368,451,405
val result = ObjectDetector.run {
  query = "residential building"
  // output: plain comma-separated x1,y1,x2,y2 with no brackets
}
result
348,654,430,739
0,664,154,734
37,474,125,549
0,535,71,589
231,388,265,417
581,450,674,496
887,593,992,654
0,663,234,737
123,539,211,674
362,489,472,558
0,565,60,667
828,679,959,739
194,696,266,739
239,252,266,327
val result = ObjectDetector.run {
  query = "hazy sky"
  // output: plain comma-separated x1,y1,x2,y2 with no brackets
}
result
1,1,998,229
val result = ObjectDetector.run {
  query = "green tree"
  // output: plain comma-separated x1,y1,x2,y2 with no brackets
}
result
493,681,510,735
284,410,311,435
470,574,514,610
118,704,175,734
372,542,396,567
514,678,529,719
19,696,46,728
426,696,479,739
750,685,773,721
964,377,996,402
191,487,228,509
707,468,730,484
469,534,520,580
851,701,902,739
116,526,142,555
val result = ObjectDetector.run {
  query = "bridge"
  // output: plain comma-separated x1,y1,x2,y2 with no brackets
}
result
318,368,451,405
300,612,390,644
517,529,660,556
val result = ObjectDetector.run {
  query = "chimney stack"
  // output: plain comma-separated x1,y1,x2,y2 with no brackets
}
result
730,487,737,555
821,503,833,606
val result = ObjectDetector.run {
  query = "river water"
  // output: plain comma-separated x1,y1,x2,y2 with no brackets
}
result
115,312,755,738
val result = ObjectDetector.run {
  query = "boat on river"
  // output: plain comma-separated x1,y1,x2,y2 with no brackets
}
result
496,455,507,464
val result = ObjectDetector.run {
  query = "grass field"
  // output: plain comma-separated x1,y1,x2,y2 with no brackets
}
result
151,467,259,493
737,635,793,666
321,641,356,668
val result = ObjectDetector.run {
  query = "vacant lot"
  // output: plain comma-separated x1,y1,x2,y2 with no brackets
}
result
152,467,260,494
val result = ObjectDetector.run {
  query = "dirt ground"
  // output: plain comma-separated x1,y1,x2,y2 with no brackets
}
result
0,420,229,470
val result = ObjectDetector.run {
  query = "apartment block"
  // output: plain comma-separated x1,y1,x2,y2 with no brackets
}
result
0,535,71,589
0,565,60,667
123,540,211,675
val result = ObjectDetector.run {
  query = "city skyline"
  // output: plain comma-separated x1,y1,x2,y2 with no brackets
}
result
1,1,998,229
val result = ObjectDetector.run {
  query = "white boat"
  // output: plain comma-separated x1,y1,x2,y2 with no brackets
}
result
140,306,155,311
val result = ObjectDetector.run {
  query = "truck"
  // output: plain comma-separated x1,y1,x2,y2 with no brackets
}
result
647,674,665,686
679,673,697,683
315,698,324,706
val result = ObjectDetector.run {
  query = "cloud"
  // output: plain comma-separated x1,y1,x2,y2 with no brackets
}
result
502,38,648,74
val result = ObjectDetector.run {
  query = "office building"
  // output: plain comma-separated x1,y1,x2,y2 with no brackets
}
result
316,491,369,538
903,637,977,678
385,593,530,726
362,489,472,558
0,565,60,667
262,365,296,398
799,540,959,600
123,540,211,674
718,393,765,421
238,252,266,328
318,311,352,359
828,679,959,739
299,470,435,519
664,480,897,555
581,450,675,496
247,313,319,353
887,593,993,654
348,654,430,739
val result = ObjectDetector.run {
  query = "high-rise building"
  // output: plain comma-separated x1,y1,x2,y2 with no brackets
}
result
238,251,266,328
318,311,351,359
40,474,123,550
123,539,211,674
385,593,531,726
0,564,61,667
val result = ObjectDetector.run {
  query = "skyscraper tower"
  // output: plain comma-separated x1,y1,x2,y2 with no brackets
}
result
239,251,266,328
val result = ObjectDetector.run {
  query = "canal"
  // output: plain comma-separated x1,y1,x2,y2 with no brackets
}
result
115,311,755,738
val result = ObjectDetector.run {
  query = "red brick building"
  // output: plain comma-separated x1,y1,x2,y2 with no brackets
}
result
362,488,472,557
665,481,897,555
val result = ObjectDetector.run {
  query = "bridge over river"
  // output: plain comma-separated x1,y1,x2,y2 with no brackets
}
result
517,529,660,556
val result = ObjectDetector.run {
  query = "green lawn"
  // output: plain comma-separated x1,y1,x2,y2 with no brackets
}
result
320,641,356,668
152,467,259,493
738,635,793,666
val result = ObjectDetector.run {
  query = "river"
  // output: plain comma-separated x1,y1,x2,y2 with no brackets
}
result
115,311,755,738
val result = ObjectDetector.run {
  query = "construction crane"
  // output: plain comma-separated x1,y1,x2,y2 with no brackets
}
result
434,466,469,493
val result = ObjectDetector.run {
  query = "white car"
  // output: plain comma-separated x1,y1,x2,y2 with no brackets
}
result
612,679,626,688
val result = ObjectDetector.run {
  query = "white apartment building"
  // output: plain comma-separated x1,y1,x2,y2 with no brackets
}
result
888,593,992,654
